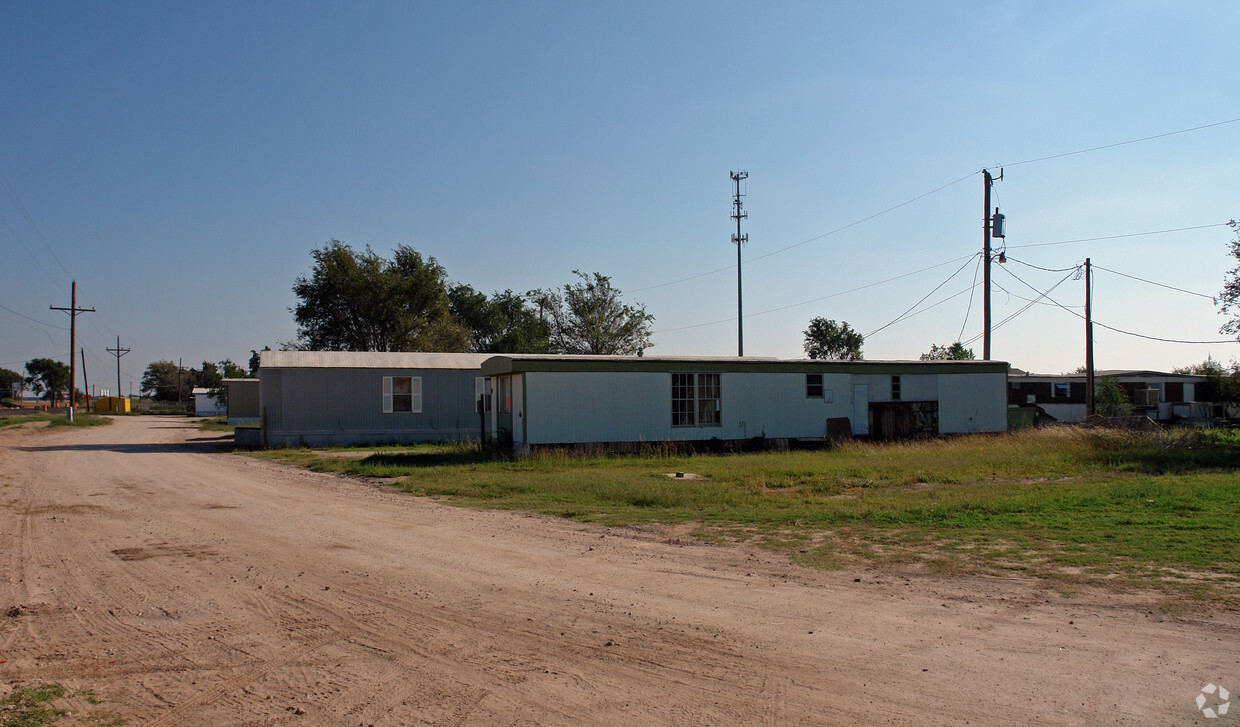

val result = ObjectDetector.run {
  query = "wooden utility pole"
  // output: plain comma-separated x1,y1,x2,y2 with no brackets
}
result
80,348,89,408
1085,258,1094,417
982,170,994,360
107,336,131,408
50,281,95,423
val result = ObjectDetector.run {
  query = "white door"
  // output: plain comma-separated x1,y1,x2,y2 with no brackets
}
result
512,374,525,447
852,384,869,436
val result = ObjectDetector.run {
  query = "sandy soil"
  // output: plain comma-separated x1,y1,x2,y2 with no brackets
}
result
1,416,1236,725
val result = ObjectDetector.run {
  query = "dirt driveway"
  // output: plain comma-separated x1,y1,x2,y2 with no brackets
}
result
1,416,1235,725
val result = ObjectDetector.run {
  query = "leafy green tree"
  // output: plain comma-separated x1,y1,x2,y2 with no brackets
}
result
24,358,70,404
292,240,468,352
803,318,863,360
449,285,551,354
1175,356,1240,403
530,271,653,355
141,360,184,402
920,342,976,361
1095,376,1133,417
0,367,23,401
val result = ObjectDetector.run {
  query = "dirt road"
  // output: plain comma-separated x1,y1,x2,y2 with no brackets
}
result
1,417,1235,725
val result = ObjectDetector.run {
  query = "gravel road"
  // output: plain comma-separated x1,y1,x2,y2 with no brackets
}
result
1,416,1234,725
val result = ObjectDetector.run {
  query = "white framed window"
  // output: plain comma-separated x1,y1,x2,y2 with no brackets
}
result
672,372,721,427
806,373,823,398
382,375,422,413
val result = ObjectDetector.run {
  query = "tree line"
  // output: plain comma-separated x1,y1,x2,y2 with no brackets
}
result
290,240,653,356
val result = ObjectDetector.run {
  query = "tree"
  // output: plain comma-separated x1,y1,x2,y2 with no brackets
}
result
449,284,551,354
291,240,468,352
1095,376,1133,417
141,360,184,402
803,318,863,360
25,358,70,404
1175,356,1240,403
249,347,269,376
0,367,23,401
530,271,653,355
920,342,976,361
1219,220,1240,338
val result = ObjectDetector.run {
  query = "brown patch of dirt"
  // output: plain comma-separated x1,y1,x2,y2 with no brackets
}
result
0,416,1234,725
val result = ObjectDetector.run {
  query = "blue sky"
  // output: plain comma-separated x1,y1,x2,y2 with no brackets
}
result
2,1,1238,395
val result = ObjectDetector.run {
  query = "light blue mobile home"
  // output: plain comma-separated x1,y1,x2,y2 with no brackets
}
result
259,351,491,447
481,355,1008,452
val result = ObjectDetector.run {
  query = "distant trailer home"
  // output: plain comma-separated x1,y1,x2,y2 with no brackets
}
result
257,350,492,447
191,387,226,417
480,355,1009,453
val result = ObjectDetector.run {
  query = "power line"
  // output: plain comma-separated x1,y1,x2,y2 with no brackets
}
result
0,302,68,330
0,164,72,280
956,253,984,342
629,170,979,294
963,267,1080,345
865,255,979,338
1004,256,1080,273
993,117,1240,168
997,264,1234,345
867,284,979,340
1005,223,1228,249
651,254,975,334
1091,263,1217,300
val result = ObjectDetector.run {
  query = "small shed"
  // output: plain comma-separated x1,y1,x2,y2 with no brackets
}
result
191,387,226,417
222,378,260,425
258,350,491,447
481,355,1009,453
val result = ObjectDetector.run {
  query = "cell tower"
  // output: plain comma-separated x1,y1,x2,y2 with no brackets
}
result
731,170,748,357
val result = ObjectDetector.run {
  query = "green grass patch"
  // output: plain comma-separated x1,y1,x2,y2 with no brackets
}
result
247,427,1240,599
1,683,67,727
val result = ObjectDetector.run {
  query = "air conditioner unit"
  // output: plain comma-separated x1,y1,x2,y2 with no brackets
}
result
1135,389,1160,407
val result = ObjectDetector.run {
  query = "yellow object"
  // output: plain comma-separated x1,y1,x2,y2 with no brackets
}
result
93,397,131,413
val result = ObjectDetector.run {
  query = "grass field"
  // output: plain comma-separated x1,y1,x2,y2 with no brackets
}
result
248,426,1240,600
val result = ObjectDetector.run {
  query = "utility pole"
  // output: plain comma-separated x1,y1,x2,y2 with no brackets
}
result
1084,258,1094,417
177,358,183,408
107,336,131,409
50,281,95,423
730,170,749,357
982,170,996,360
80,348,90,407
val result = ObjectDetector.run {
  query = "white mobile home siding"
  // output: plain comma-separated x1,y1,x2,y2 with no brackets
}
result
938,373,1007,433
484,356,1009,450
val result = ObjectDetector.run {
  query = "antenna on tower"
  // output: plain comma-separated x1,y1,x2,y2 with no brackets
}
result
731,170,748,357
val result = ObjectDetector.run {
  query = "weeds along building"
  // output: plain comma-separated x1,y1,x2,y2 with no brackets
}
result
480,355,1009,453
257,350,491,447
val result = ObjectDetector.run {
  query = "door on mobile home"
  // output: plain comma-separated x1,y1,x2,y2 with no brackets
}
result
511,374,524,447
852,384,869,436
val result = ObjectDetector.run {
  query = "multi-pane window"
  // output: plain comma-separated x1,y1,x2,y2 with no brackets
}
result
672,373,721,427
891,375,901,401
382,376,422,413
1052,382,1071,398
806,374,823,398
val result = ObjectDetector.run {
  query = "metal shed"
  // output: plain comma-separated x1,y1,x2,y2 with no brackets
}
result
480,355,1009,452
258,350,491,447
